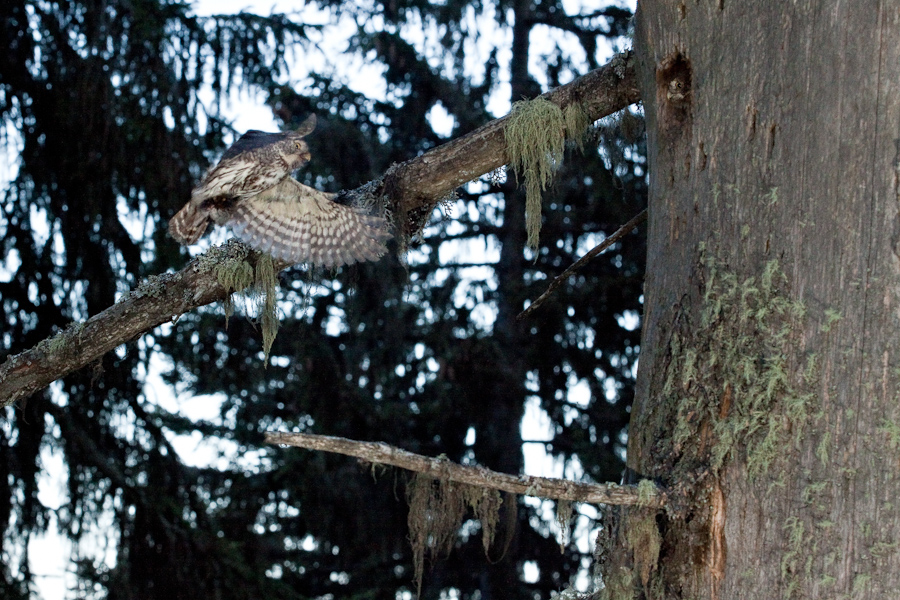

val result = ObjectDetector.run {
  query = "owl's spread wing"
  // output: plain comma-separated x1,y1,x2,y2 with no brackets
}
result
227,178,391,268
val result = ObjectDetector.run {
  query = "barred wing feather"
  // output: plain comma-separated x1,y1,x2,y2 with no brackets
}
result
228,178,391,268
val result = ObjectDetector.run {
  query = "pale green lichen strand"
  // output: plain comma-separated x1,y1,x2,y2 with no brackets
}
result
505,98,592,251
555,499,573,549
626,509,662,589
636,479,658,505
253,252,279,362
205,241,281,361
563,103,592,151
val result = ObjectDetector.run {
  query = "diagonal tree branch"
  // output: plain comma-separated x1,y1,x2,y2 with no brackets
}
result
265,431,665,507
0,53,641,406
382,52,640,213
0,241,265,405
517,208,648,321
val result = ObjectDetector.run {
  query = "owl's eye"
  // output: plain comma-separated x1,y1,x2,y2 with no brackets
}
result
293,141,303,150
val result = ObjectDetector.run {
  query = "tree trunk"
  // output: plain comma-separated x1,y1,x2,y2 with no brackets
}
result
607,1,900,598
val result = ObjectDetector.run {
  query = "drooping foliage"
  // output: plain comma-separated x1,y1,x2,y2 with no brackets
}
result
0,1,645,599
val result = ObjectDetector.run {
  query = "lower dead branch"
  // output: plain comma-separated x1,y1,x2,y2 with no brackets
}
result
265,431,665,507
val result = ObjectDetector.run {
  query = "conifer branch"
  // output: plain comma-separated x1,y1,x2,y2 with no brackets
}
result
265,431,666,508
0,54,641,405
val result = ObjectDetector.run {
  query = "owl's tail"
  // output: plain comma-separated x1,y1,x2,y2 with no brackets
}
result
168,203,209,245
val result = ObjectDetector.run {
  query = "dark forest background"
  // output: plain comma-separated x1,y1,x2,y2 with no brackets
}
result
0,1,646,598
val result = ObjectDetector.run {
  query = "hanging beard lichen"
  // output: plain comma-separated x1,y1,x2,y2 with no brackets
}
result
406,474,504,596
625,508,662,591
210,240,255,326
464,484,502,556
206,240,280,362
563,102,592,151
555,498,574,552
253,252,279,361
505,98,592,250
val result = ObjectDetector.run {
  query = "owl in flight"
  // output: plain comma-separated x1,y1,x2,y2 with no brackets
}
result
169,114,390,267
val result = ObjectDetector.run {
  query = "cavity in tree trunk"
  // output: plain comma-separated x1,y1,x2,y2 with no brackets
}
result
603,1,900,598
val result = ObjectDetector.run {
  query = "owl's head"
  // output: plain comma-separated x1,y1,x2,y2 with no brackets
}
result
281,114,317,168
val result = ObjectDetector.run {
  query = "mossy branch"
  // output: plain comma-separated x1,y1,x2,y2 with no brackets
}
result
0,240,289,406
0,55,642,404
380,51,640,214
265,431,666,507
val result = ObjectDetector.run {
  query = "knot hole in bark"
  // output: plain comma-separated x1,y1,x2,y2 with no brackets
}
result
656,52,693,176
657,52,692,119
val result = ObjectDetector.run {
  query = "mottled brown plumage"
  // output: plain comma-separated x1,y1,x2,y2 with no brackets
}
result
168,114,391,267
230,179,391,267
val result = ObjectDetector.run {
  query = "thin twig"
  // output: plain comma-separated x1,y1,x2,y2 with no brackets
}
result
265,431,665,507
517,209,647,321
